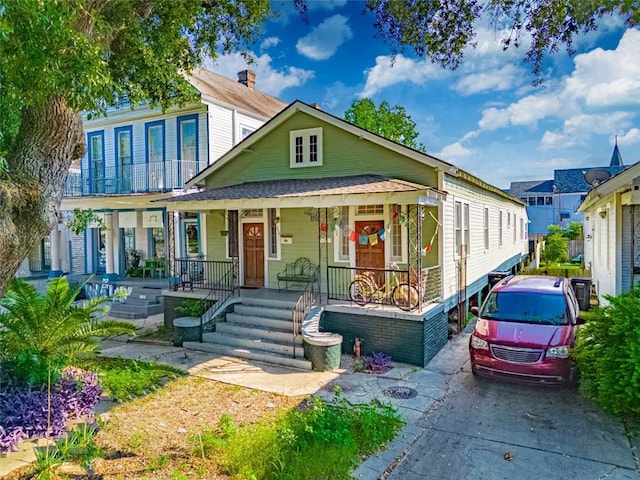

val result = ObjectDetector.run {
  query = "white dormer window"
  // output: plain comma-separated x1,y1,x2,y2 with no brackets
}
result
290,127,323,167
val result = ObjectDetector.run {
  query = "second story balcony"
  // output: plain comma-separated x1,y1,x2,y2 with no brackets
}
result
64,160,203,197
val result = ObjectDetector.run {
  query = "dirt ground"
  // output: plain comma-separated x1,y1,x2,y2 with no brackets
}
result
4,376,306,479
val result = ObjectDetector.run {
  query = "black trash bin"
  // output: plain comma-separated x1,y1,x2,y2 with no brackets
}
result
570,276,592,311
488,271,510,289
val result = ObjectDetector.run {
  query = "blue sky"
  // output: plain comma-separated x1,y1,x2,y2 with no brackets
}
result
207,1,640,189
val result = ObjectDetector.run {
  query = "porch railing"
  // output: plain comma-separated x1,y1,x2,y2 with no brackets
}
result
327,265,442,309
193,258,238,342
64,159,202,196
173,257,236,291
292,276,319,359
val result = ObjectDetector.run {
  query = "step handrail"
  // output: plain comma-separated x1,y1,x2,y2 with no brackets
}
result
292,275,319,358
199,259,239,342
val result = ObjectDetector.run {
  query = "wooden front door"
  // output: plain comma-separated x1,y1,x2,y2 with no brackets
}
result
355,220,385,284
243,223,265,287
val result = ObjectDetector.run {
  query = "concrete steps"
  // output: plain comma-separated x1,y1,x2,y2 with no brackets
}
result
109,286,164,319
184,295,311,370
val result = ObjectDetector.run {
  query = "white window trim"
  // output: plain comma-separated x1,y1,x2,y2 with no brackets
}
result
267,208,281,261
333,206,351,263
483,206,489,251
388,204,407,264
289,127,323,168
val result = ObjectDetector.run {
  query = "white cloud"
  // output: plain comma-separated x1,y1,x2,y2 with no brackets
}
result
260,36,280,50
618,128,640,145
540,112,634,150
453,64,526,96
477,90,568,131
206,52,314,97
436,142,472,160
359,55,446,97
296,14,352,60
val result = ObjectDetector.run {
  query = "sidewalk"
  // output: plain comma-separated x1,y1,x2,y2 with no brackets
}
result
0,317,473,479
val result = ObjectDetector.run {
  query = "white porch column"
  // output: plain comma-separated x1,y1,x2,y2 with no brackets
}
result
49,225,63,277
17,258,31,278
104,212,117,280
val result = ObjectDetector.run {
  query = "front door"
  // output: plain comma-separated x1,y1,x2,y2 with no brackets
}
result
243,223,264,287
355,220,385,284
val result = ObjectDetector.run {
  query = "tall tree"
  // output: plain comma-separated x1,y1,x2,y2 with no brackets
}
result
0,1,637,295
344,98,426,152
0,0,271,295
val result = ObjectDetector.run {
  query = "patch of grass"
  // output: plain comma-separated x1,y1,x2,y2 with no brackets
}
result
218,392,404,480
145,454,171,473
73,357,184,402
136,324,173,342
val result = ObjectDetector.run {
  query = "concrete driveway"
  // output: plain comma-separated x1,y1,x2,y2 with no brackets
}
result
386,360,639,480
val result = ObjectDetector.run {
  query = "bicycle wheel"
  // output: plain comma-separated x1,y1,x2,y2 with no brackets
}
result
349,279,372,305
392,283,420,311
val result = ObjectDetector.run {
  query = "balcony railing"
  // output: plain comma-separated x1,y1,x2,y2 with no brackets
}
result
327,264,442,310
64,160,202,196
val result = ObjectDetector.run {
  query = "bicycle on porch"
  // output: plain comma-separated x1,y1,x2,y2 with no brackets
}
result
348,262,420,311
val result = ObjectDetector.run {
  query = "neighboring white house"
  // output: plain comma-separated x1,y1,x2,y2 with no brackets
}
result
578,161,640,303
23,69,285,279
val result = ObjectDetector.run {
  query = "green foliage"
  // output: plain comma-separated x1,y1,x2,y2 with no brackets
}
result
542,233,568,265
547,222,582,240
573,285,640,418
344,98,426,152
0,277,136,386
366,1,639,81
66,208,106,235
218,392,404,479
175,298,207,317
55,423,103,469
74,357,183,402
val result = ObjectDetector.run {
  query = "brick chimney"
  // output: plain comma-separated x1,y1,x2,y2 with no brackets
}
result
237,70,255,90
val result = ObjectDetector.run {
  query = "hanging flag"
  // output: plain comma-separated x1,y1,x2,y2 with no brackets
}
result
378,228,386,241
339,217,346,229
392,210,399,220
329,219,336,232
359,234,368,245
369,233,378,245
424,224,439,254
349,230,358,242
320,222,328,233
398,214,406,224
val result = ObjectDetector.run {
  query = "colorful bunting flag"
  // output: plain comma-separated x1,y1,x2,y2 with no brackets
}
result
369,233,378,245
349,231,358,242
378,228,386,241
359,234,368,245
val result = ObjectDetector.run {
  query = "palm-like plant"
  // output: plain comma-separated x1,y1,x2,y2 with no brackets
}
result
0,277,136,385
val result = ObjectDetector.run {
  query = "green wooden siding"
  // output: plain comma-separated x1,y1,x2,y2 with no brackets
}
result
205,112,438,190
205,211,228,260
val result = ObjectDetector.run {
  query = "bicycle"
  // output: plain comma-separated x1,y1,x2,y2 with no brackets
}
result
348,263,420,311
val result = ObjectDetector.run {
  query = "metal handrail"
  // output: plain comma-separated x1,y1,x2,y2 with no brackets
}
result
292,275,319,358
197,258,238,342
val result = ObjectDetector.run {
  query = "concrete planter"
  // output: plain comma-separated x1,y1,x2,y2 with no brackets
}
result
172,316,201,346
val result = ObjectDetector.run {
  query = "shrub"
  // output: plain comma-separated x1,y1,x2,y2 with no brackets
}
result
0,367,102,453
175,298,206,317
573,285,640,417
364,352,392,373
0,277,135,387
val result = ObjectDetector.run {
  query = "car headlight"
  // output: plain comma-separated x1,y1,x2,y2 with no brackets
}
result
470,335,489,350
546,346,570,358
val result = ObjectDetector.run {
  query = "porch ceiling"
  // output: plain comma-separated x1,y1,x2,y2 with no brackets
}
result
159,174,447,211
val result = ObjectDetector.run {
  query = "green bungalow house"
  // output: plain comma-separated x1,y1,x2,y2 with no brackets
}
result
161,101,528,369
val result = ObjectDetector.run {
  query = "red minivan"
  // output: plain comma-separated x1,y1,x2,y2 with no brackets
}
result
469,275,584,384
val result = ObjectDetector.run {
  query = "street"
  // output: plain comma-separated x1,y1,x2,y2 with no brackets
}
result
387,362,639,480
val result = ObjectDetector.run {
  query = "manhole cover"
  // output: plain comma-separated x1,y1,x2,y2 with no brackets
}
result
383,386,418,399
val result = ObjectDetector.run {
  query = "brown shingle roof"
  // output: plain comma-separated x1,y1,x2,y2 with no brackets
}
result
164,175,433,203
188,69,286,119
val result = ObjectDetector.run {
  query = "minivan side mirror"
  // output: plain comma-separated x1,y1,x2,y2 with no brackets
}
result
470,306,479,316
576,316,586,325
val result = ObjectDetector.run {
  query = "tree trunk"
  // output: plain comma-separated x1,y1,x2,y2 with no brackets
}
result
0,97,85,296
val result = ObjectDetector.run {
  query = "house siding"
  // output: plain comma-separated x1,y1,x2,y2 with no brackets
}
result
205,114,439,190
440,176,528,311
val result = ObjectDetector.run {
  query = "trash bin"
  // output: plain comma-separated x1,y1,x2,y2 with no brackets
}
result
570,277,592,311
488,271,510,289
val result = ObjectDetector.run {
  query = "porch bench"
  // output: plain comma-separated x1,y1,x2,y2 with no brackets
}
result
277,258,318,290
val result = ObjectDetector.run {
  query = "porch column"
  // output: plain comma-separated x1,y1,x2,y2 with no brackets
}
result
104,211,117,280
168,210,177,277
17,258,31,278
48,224,63,277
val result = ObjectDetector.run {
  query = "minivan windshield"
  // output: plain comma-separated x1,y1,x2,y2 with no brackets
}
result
480,292,569,325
